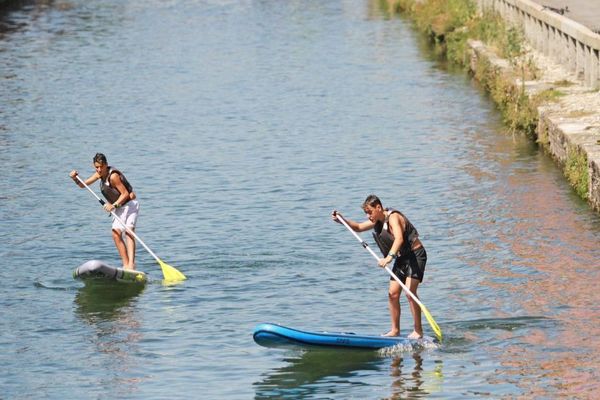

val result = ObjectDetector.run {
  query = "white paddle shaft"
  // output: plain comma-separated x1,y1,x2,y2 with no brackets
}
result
76,175,161,263
336,213,425,308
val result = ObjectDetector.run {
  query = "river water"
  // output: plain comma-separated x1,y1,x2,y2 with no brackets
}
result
1,0,600,398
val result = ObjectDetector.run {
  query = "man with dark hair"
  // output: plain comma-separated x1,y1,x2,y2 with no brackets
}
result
70,153,139,270
332,194,427,339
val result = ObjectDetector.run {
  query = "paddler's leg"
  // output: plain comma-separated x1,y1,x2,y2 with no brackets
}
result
405,277,423,339
112,228,130,268
383,280,402,337
124,230,136,270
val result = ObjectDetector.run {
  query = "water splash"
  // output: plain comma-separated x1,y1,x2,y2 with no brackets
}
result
378,336,441,356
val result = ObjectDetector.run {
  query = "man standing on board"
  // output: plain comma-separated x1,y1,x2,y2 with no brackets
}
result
332,194,427,339
70,153,139,270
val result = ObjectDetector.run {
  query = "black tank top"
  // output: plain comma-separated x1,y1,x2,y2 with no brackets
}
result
99,167,133,204
372,208,419,257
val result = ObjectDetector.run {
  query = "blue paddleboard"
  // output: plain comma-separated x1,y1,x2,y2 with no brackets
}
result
253,323,435,350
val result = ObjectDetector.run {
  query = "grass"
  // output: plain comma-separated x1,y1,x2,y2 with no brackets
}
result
565,146,589,199
552,79,575,87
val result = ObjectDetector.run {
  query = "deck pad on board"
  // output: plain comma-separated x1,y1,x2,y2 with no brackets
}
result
73,259,147,283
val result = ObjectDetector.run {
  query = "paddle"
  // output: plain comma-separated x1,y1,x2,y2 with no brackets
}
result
75,175,186,282
334,213,442,342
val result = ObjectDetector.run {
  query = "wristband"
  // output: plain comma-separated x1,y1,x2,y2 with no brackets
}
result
113,202,120,208
388,252,397,259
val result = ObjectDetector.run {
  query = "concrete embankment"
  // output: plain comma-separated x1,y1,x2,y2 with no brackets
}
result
389,0,600,213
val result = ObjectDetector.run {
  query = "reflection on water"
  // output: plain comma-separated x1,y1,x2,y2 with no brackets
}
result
74,279,145,319
74,280,146,395
3,0,600,397
446,116,600,396
458,135,600,396
254,348,443,399
254,349,379,398
388,352,444,399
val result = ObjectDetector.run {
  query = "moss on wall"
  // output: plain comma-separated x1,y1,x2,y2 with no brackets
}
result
565,146,589,199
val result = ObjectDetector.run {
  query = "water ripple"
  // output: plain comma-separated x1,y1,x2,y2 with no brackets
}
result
2,0,600,399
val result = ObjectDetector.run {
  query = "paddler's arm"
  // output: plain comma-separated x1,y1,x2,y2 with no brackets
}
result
70,170,99,187
332,210,375,232
378,213,405,268
103,172,130,212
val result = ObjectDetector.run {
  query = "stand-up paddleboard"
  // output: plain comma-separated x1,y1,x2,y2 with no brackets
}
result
73,260,147,283
253,323,436,350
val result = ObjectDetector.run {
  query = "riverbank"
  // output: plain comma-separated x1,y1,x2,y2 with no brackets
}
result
385,0,600,213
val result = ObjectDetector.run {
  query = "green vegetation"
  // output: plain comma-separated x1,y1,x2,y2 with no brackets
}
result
565,146,589,199
386,0,540,135
388,0,528,65
552,79,575,87
472,56,537,137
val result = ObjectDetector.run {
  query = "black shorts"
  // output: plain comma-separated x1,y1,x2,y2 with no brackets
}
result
390,246,427,283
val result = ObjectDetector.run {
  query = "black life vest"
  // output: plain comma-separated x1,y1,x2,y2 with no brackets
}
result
99,167,133,204
372,208,419,257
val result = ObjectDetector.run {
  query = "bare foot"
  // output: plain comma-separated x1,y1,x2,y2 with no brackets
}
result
123,264,136,270
382,330,400,337
407,331,423,340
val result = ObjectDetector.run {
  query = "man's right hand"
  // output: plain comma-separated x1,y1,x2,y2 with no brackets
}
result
70,170,80,184
331,210,342,223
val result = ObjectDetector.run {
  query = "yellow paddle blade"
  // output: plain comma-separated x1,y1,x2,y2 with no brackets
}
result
159,260,187,282
421,305,442,342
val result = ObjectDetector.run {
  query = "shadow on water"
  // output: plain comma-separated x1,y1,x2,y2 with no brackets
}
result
254,348,442,399
73,280,147,396
74,279,145,320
